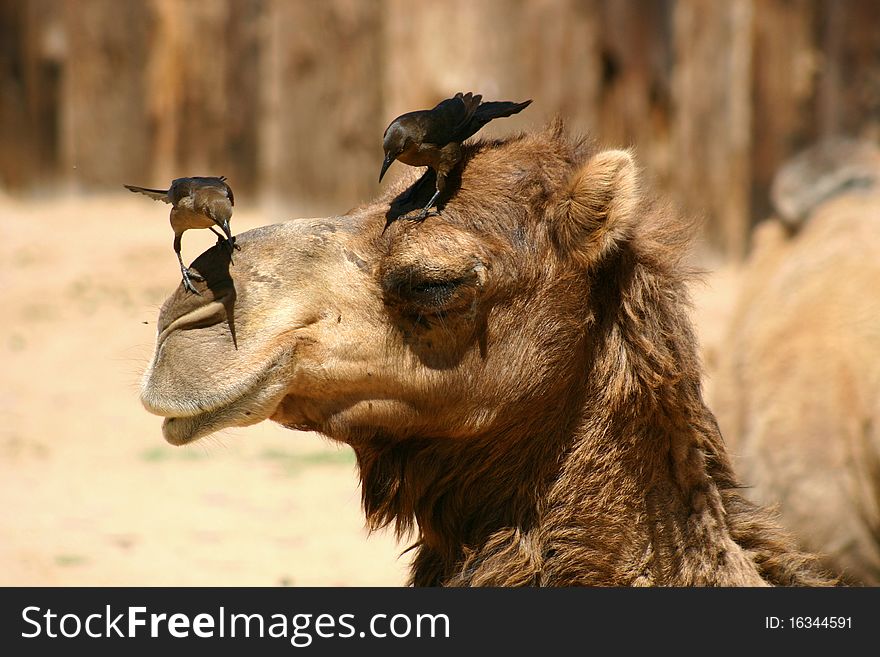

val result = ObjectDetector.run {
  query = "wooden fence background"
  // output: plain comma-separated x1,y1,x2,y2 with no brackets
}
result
1,0,878,256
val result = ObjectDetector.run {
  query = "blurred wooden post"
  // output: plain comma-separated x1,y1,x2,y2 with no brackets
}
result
520,0,602,138
60,0,153,188
381,0,530,136
169,1,230,177
147,0,264,192
750,0,819,224
224,0,264,193
260,0,382,212
0,0,64,190
672,0,754,258
816,0,880,141
595,0,674,186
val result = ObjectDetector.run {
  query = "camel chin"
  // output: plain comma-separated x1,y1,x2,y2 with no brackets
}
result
148,376,289,446
161,414,219,446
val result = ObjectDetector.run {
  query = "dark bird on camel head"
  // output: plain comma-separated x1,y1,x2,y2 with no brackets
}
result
379,92,532,220
124,176,239,295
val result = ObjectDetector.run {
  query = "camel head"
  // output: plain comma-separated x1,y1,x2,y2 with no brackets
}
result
141,124,642,449
141,124,836,587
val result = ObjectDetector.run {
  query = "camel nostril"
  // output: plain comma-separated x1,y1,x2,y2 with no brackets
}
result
156,296,231,346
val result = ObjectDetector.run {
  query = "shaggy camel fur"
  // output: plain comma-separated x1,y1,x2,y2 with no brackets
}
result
714,144,880,585
141,123,830,586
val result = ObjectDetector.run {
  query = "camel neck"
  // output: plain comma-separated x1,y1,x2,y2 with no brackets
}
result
352,414,569,585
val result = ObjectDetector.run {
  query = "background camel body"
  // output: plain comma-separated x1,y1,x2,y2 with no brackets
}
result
713,144,880,585
141,125,828,586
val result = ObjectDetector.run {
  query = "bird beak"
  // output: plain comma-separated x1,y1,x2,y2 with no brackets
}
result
379,154,394,183
220,220,233,241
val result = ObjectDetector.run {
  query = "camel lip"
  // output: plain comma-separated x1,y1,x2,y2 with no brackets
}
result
158,387,278,446
160,410,248,446
151,352,293,445
156,399,234,445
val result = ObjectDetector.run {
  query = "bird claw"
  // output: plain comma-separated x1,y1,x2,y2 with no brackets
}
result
402,208,438,222
181,277,202,295
181,267,204,295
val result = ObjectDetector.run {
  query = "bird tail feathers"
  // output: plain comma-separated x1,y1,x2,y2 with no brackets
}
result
474,99,533,121
124,185,171,203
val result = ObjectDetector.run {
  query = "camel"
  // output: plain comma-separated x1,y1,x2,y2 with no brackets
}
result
713,140,880,585
141,122,830,586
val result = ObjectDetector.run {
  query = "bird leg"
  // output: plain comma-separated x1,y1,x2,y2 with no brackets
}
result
414,190,441,220
406,173,445,221
174,234,203,295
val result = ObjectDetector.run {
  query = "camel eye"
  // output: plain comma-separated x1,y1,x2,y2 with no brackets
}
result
383,267,474,313
407,278,462,305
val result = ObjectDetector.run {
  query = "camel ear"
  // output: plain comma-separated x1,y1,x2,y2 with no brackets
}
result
552,149,639,268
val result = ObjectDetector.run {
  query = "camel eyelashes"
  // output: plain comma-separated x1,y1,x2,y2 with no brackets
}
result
383,268,473,313
406,278,463,307
399,276,464,305
409,278,461,296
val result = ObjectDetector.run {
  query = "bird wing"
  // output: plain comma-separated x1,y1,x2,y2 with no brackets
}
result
422,92,483,144
167,176,231,207
123,184,171,203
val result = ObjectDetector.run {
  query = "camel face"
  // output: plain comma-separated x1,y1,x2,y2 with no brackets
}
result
141,126,832,586
141,128,637,448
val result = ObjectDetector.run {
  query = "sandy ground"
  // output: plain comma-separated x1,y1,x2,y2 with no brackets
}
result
0,192,740,587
